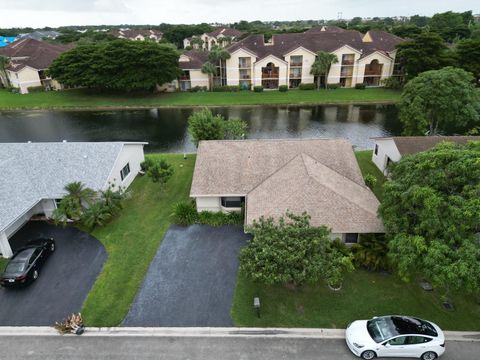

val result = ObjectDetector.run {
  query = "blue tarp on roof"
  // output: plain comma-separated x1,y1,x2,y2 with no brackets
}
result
0,36,17,47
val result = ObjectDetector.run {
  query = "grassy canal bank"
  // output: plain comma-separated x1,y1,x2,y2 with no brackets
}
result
0,88,401,110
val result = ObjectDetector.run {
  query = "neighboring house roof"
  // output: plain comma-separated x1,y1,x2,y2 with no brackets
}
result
19,31,60,40
206,27,244,38
375,136,480,156
304,25,349,33
0,142,146,233
179,50,209,69
0,36,17,48
227,29,403,61
111,29,163,40
191,139,383,233
0,38,72,72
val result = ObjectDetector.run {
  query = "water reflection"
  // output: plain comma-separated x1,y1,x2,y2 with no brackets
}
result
0,104,400,153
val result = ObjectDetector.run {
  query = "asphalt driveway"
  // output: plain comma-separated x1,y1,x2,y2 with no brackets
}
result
0,222,107,326
123,224,249,327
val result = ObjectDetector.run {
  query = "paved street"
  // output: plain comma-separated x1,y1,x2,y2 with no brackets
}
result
0,335,478,360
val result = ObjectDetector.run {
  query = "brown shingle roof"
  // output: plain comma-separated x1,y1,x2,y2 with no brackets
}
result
191,139,383,233
0,38,72,71
206,27,244,38
179,50,209,69
386,136,480,155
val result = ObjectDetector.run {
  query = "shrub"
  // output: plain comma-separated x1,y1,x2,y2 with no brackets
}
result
147,159,174,187
188,108,225,146
381,77,403,90
172,201,198,225
351,234,389,271
140,157,155,171
253,86,264,92
299,83,315,90
279,85,288,92
212,85,240,92
189,85,207,92
27,86,46,93
328,83,340,89
355,83,366,90
224,118,248,140
364,174,378,190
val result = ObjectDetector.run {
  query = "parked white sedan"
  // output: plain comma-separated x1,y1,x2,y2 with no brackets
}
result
346,316,445,360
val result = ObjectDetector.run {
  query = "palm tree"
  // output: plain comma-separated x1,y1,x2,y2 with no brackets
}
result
208,46,231,86
64,181,96,206
81,202,111,230
201,62,217,91
100,188,124,215
189,37,204,50
220,35,233,47
310,51,339,89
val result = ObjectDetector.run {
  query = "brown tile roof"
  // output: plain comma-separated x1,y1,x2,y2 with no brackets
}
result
305,25,349,33
179,50,209,69
0,39,72,71
227,29,403,60
191,139,383,233
390,136,480,155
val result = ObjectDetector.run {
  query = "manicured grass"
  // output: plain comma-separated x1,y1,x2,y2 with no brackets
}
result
0,258,8,272
0,88,401,110
355,150,386,201
81,154,196,326
231,270,480,331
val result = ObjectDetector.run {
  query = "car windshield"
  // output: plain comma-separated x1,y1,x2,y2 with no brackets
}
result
367,316,437,343
5,261,26,274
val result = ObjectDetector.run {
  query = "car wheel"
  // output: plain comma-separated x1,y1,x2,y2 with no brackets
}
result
32,270,39,281
50,243,55,252
361,350,376,360
421,352,437,360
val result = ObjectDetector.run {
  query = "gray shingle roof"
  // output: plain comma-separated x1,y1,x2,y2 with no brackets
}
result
0,142,140,233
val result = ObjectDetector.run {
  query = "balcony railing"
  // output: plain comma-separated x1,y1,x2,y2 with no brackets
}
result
342,60,355,66
290,62,302,67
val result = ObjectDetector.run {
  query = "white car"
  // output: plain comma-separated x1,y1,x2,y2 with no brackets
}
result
346,316,445,360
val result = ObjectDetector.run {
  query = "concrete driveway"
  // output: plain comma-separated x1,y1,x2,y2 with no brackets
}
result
0,222,107,326
123,224,249,327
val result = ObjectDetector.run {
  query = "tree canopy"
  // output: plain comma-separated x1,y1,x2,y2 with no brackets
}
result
379,141,480,294
399,67,480,136
240,212,353,287
310,51,338,89
456,38,480,83
48,40,180,91
429,11,473,43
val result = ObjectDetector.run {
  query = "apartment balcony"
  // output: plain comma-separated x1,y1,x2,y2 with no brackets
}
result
290,62,303,67
342,60,355,66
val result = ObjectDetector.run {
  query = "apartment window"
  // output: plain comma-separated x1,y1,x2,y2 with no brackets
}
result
238,57,251,69
290,55,303,67
340,54,355,87
290,67,302,79
374,144,379,156
344,233,359,244
179,70,191,91
221,197,244,208
120,163,131,181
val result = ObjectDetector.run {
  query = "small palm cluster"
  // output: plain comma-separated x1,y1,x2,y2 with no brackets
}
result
52,181,127,230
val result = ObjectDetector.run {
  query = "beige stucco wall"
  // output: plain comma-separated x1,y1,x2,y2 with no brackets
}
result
196,197,221,212
225,49,256,87
107,144,145,190
357,53,395,85
8,67,41,94
328,46,362,86
189,69,210,89
253,55,287,87
285,48,316,85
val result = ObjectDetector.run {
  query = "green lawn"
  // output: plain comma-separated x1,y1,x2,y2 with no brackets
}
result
0,88,401,110
231,270,480,331
355,150,386,201
81,154,196,326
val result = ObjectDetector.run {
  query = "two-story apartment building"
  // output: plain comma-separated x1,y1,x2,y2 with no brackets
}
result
0,39,71,94
179,26,403,90
184,27,244,51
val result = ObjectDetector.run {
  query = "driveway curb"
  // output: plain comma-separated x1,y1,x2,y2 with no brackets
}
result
0,327,478,341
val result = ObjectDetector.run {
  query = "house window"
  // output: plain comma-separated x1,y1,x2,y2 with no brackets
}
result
221,197,244,208
120,163,131,181
344,233,359,244
374,144,379,155
290,55,303,67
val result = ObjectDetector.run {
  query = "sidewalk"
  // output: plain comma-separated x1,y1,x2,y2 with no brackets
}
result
0,327,478,342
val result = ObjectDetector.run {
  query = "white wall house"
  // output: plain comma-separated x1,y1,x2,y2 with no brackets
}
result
191,139,384,244
0,142,147,258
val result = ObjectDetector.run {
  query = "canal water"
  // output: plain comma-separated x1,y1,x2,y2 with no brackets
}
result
0,104,401,153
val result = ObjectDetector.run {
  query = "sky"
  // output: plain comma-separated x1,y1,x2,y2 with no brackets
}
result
0,0,478,28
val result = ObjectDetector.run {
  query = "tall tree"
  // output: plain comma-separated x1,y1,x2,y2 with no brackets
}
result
456,38,480,83
201,62,217,91
396,32,455,80
430,11,472,42
310,51,339,89
379,141,480,295
208,46,231,86
48,40,180,91
399,67,480,135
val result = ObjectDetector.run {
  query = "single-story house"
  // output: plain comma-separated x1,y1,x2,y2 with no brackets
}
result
372,136,480,174
0,141,146,258
190,139,384,243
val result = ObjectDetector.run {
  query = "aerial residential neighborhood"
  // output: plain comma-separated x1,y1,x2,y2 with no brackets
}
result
0,1,479,360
